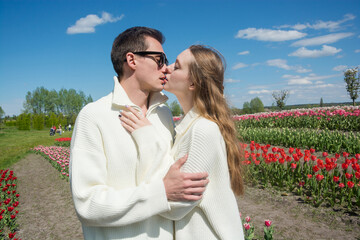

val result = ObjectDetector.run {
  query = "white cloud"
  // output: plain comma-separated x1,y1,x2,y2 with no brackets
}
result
312,84,335,88
282,74,300,79
238,51,250,55
235,28,306,42
266,59,311,73
248,89,271,94
225,78,241,83
286,73,340,85
292,32,353,47
279,14,356,32
333,65,348,71
289,45,341,58
232,62,248,70
355,49,360,53
310,14,355,31
288,78,312,85
67,12,124,34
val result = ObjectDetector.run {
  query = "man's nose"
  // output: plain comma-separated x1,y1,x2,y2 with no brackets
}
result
165,63,174,74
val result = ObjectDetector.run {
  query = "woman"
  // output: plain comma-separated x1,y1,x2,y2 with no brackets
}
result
120,45,244,239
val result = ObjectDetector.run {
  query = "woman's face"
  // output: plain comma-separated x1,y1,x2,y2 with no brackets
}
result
163,49,194,96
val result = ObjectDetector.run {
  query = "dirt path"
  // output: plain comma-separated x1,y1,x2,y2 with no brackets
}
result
11,153,83,240
10,153,360,240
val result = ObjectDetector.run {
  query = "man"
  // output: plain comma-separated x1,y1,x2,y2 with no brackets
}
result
70,27,208,239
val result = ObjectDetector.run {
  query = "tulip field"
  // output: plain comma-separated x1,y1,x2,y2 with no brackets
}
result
235,106,360,154
0,170,20,240
234,106,360,213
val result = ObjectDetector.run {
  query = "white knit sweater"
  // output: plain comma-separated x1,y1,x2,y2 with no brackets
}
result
70,77,175,240
136,108,244,240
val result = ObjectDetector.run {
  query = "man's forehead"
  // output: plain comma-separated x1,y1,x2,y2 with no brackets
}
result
145,36,164,51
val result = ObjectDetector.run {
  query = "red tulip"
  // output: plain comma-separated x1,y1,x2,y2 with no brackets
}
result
291,163,297,169
307,174,313,179
316,174,324,181
265,220,272,227
339,183,345,188
322,152,328,157
347,181,354,188
345,173,353,180
333,176,340,182
245,216,251,222
342,163,349,170
312,165,320,173
243,223,250,230
8,232,16,239
355,171,360,179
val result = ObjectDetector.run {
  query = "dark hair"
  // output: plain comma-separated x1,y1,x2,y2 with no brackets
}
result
111,26,165,79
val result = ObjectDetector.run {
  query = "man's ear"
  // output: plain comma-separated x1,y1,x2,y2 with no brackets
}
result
124,53,136,70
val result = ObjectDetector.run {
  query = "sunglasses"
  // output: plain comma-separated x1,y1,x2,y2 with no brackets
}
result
124,51,169,68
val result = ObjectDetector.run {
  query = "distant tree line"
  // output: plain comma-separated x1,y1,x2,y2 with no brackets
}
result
3,87,93,131
23,87,93,115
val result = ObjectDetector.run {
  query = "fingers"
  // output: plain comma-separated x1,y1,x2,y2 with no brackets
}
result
121,110,139,123
174,154,188,168
125,106,143,120
183,172,209,181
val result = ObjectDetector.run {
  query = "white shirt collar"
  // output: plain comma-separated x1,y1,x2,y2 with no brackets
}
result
111,76,168,108
175,107,200,136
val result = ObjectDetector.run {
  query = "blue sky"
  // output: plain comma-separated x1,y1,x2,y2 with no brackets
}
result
1,0,359,116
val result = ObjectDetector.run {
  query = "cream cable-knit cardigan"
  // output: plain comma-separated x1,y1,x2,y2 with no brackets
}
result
70,77,175,240
134,108,244,240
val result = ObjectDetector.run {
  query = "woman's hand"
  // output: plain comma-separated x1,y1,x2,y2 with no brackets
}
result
119,106,151,133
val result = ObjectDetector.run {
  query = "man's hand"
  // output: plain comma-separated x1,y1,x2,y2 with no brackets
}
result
163,155,209,201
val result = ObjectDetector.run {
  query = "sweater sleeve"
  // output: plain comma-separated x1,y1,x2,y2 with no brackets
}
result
158,121,222,220
69,108,170,227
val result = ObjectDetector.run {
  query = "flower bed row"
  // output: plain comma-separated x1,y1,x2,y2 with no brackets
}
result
242,141,360,211
237,126,360,154
233,106,360,131
32,146,70,181
0,169,20,239
54,138,71,147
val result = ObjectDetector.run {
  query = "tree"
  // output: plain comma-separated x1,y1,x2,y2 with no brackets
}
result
272,90,290,110
23,86,93,116
320,97,324,107
0,106,4,131
250,97,265,113
170,100,182,116
242,102,251,114
17,113,31,130
344,68,360,106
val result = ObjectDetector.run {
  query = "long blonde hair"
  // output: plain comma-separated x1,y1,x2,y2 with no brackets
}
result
188,45,244,195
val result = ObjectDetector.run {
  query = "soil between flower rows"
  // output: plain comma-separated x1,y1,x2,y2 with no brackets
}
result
11,153,360,240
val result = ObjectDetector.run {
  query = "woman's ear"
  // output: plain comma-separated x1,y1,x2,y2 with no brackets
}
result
189,82,195,91
124,53,136,70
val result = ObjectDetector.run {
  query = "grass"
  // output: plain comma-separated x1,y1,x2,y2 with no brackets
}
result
0,126,72,169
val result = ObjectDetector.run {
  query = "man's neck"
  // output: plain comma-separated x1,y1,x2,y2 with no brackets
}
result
120,78,150,113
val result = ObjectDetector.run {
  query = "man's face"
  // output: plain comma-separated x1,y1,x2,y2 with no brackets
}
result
134,36,167,92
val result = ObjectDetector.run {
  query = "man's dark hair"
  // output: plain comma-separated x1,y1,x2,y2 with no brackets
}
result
111,26,165,79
